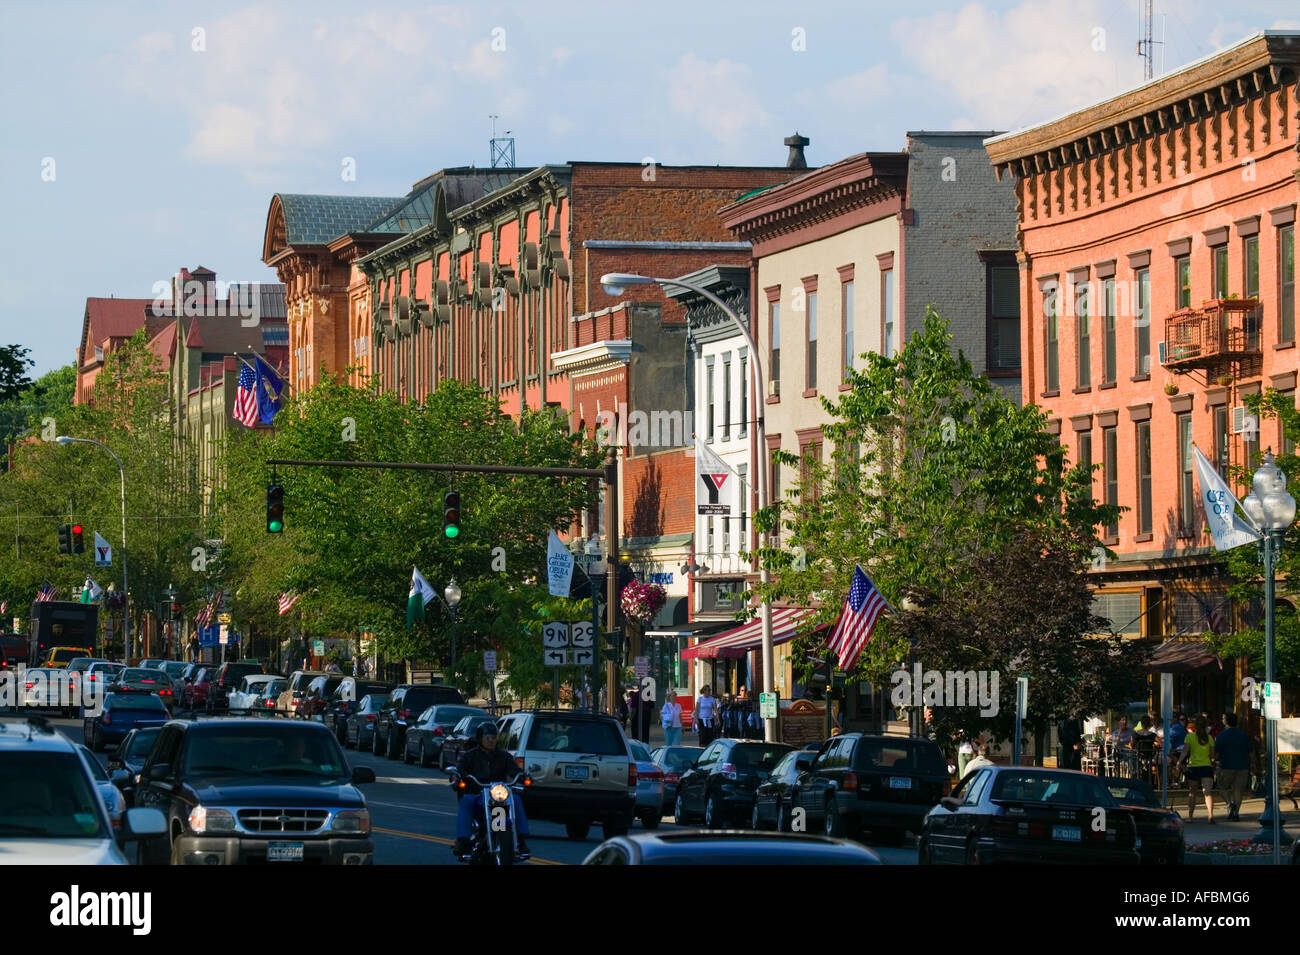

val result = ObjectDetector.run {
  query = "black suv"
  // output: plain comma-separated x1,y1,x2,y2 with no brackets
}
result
323,679,392,744
790,733,949,845
374,685,464,759
133,718,376,865
673,738,793,828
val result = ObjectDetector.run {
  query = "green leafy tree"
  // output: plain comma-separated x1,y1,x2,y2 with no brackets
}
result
0,345,34,402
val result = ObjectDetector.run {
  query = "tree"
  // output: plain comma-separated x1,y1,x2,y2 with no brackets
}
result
0,345,34,402
750,306,1144,746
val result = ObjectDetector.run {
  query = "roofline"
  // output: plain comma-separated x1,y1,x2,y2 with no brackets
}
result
718,152,908,230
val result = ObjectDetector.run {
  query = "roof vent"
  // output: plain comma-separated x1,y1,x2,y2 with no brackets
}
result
784,132,810,169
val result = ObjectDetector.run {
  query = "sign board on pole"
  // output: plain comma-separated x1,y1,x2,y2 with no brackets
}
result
573,648,594,667
542,622,570,649
571,621,595,648
1016,675,1029,718
219,624,229,646
217,612,231,625
1263,681,1282,720
546,531,575,597
313,640,325,656
759,691,777,720
634,656,648,679
484,651,497,672
543,648,568,667
93,532,111,567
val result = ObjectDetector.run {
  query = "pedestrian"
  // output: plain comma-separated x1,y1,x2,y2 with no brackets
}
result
1213,712,1252,821
1057,715,1083,771
619,687,632,729
660,689,683,747
632,689,651,744
965,744,994,774
1178,715,1216,823
694,684,718,747
957,738,975,779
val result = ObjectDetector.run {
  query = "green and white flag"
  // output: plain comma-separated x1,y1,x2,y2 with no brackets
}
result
407,566,436,627
80,578,103,604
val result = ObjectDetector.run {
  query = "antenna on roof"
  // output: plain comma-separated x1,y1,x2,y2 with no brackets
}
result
1136,0,1163,81
490,115,515,169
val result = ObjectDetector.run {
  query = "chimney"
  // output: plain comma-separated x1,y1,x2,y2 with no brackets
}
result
784,132,810,169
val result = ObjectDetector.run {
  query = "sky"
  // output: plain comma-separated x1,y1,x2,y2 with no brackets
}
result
2,0,1297,377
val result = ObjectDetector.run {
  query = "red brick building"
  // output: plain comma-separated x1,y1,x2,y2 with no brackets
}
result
986,31,1299,715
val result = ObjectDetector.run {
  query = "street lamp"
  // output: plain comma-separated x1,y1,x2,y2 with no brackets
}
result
56,436,130,660
601,272,779,742
444,578,462,671
1241,451,1296,863
900,595,921,738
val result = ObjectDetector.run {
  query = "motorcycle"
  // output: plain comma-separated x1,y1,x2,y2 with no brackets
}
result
448,770,531,865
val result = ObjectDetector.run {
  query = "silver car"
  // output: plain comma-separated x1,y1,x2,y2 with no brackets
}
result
629,741,666,830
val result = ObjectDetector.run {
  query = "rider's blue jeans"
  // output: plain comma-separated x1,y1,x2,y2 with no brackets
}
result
456,790,530,839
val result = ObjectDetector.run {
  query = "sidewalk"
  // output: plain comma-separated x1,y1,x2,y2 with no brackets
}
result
1176,792,1297,861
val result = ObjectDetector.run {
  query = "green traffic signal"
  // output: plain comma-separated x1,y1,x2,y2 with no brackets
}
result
443,491,461,539
267,483,284,533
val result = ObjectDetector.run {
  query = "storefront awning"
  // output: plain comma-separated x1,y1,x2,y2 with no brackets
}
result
1145,640,1223,674
680,608,817,660
644,618,732,639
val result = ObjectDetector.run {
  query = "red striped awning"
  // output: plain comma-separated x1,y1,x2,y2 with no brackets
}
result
680,608,817,660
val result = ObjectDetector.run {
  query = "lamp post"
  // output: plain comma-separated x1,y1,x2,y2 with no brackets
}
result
900,594,921,738
56,436,130,660
444,578,461,672
601,272,778,742
1241,451,1296,864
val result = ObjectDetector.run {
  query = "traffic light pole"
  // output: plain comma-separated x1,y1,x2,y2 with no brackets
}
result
604,453,619,717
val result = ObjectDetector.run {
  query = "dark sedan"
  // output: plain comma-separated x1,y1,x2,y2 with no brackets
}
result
751,748,817,831
323,679,392,744
1100,777,1184,865
919,766,1140,865
107,667,174,704
583,830,883,865
403,704,489,768
649,745,703,818
84,693,170,752
374,684,464,760
108,725,163,807
344,694,389,751
673,739,793,829
436,714,498,769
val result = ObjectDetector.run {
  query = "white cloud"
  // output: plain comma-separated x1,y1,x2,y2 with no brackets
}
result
133,31,174,60
453,38,509,82
666,54,770,145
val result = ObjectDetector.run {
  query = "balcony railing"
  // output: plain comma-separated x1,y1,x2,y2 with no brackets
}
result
1162,298,1261,369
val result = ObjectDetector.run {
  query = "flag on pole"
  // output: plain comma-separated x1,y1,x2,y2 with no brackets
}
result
252,355,284,424
80,578,103,604
232,360,260,426
278,591,301,616
36,583,57,603
0,600,7,614
826,565,889,671
1193,445,1261,551
1192,592,1230,634
407,567,436,627
695,439,736,515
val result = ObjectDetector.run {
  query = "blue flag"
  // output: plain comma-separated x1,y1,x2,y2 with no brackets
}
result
253,355,284,424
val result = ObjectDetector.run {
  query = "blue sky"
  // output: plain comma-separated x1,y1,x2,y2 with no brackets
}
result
2,0,1297,377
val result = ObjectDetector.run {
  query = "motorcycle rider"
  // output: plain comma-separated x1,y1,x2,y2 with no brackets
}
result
452,722,530,858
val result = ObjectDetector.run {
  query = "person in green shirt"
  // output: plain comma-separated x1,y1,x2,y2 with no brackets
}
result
1178,715,1217,823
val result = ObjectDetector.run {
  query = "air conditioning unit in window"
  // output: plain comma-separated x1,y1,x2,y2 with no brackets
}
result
767,380,780,397
1232,406,1259,435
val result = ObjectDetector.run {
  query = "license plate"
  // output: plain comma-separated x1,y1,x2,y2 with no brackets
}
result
564,765,590,779
267,842,304,861
889,777,912,789
1052,826,1081,842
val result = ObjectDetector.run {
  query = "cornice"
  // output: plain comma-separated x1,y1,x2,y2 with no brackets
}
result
551,339,632,374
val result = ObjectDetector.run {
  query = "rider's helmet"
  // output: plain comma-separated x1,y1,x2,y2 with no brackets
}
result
476,722,499,742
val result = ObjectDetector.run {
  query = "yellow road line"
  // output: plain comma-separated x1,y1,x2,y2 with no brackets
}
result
372,826,565,865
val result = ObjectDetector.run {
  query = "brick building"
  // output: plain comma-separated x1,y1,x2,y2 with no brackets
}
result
985,31,1300,716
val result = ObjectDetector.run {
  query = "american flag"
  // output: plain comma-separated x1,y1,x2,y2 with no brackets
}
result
278,591,301,616
826,565,889,671
35,583,57,603
1195,592,1230,634
0,600,6,614
232,360,259,427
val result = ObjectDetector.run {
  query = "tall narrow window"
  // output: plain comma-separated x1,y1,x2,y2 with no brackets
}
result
737,463,748,547
805,291,818,392
722,358,732,438
1214,405,1229,476
1282,392,1296,457
988,262,1021,372
739,355,748,437
1076,280,1091,389
1244,235,1261,350
842,279,855,376
1103,426,1118,539
1044,286,1059,393
1175,255,1191,309
769,302,781,393
1103,277,1117,385
1213,245,1230,299
1078,431,1093,502
1281,226,1296,344
1135,268,1150,375
1137,421,1152,536
882,269,896,358
769,455,781,546
706,363,715,440
1178,412,1194,536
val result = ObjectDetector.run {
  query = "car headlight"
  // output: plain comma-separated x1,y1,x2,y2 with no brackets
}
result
188,806,236,834
489,783,510,803
332,810,370,834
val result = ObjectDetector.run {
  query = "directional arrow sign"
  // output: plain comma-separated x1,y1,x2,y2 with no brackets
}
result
542,622,570,649
543,648,568,667
573,648,594,667
571,621,595,648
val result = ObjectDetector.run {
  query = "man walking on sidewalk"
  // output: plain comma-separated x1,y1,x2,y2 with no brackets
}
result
1214,712,1252,821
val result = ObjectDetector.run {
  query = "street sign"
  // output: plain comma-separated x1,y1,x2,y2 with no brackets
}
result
543,648,568,667
542,622,570,649
759,691,777,719
94,532,111,567
1263,681,1282,720
219,625,229,646
571,620,595,648
634,656,648,679
573,648,594,667
313,640,325,656
218,612,231,625
484,651,497,672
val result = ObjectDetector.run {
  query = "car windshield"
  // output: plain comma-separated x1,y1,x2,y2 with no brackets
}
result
992,772,1115,806
120,669,159,682
362,695,388,710
127,729,161,759
730,744,792,770
527,719,626,756
181,726,348,782
630,742,652,762
264,682,286,696
51,649,88,664
0,752,108,839
80,749,109,781
659,747,703,771
433,706,482,723
1107,784,1158,807
853,740,948,775
161,663,187,677
107,694,167,713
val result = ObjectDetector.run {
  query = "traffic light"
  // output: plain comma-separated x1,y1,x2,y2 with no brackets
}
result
57,524,71,555
443,491,461,539
171,599,181,620
602,627,624,663
266,483,284,533
71,524,85,554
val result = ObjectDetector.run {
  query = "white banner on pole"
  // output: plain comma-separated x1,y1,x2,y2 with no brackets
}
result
547,530,574,597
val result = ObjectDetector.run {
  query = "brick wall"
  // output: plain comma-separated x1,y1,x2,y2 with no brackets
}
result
624,448,696,539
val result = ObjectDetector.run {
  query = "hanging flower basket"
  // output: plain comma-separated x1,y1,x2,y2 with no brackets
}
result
620,580,666,624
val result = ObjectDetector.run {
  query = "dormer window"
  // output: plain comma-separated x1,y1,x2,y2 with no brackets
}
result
94,345,104,363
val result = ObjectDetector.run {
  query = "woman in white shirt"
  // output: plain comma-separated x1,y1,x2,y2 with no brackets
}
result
660,689,683,746
694,685,718,747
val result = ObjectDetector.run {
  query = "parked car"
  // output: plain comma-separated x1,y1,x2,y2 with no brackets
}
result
107,667,172,704
650,745,704,817
789,733,949,845
404,704,489,767
323,679,393,744
628,741,666,829
77,743,126,829
133,718,376,865
226,675,282,715
674,739,792,830
108,726,163,808
751,748,818,831
918,766,1140,865
0,716,166,864
275,670,329,718
374,685,466,760
256,678,287,717
84,693,170,752
345,694,389,750
208,662,268,713
182,667,218,712
1100,776,1184,865
437,714,499,769
298,674,348,722
583,830,883,865
496,709,637,840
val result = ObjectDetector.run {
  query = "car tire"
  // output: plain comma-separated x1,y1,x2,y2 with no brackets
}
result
776,802,788,833
438,750,448,771
420,743,433,769
386,732,401,760
918,837,934,865
704,793,724,830
343,731,354,750
965,839,979,866
565,820,590,841
639,811,661,830
824,801,845,839
674,793,690,826
751,803,763,831
402,742,415,765
372,730,383,756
